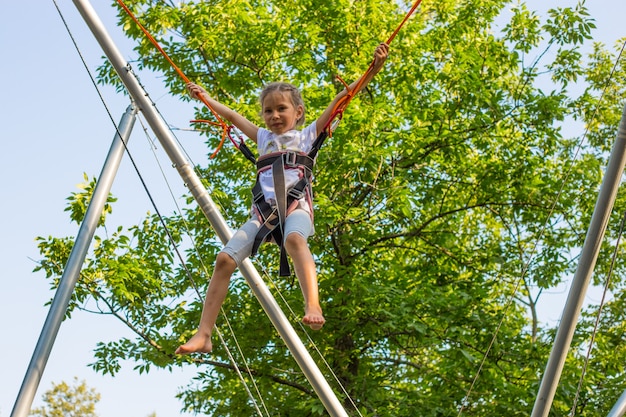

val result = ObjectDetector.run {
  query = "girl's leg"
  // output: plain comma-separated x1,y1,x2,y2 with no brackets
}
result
283,210,325,330
176,218,260,354
175,252,237,354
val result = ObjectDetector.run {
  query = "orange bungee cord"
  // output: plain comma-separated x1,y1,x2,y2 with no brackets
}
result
117,0,422,156
115,0,233,159
323,0,423,134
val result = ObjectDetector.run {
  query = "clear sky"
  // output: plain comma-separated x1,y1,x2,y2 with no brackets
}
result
1,1,625,416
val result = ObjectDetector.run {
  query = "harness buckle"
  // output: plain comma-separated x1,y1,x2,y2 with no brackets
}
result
284,151,298,167
288,188,305,200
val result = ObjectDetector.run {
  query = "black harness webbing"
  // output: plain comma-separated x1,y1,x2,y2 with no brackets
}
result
242,130,328,276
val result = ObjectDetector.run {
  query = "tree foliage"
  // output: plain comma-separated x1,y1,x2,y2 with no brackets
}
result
30,378,100,417
36,0,626,415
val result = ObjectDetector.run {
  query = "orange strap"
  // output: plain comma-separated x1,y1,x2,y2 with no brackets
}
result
115,0,230,158
117,0,422,151
323,0,423,134
386,0,423,44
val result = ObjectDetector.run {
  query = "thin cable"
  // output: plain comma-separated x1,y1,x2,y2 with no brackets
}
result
458,38,626,416
218,309,271,417
52,0,178,263
54,1,267,413
135,116,268,416
135,109,270,414
568,209,626,416
52,0,186,272
135,91,271,413
115,0,231,158
213,324,267,417
253,258,365,416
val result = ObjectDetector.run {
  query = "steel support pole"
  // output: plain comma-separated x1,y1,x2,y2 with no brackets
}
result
608,389,626,417
70,1,348,415
531,102,626,416
11,104,138,417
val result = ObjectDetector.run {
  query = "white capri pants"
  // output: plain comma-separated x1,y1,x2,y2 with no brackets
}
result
221,208,314,265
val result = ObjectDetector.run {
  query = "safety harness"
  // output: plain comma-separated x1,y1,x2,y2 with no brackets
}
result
116,0,422,276
242,131,328,276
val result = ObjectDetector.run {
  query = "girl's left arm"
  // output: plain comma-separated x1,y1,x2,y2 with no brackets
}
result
315,43,389,136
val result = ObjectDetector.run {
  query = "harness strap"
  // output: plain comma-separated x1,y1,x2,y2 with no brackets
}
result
251,177,309,223
251,211,280,258
309,131,328,161
250,171,310,276
272,156,291,276
247,132,328,276
256,151,315,172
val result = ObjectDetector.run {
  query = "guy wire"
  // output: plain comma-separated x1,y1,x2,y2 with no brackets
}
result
52,0,266,414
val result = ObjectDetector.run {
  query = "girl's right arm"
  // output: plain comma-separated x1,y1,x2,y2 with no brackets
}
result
187,82,260,143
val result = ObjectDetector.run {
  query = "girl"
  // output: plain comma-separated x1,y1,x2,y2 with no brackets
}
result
176,43,389,354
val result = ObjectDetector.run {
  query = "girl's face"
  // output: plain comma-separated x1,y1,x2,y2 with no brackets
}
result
261,91,303,135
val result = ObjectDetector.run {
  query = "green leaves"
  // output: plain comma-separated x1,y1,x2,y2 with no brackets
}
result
544,2,596,46
505,4,542,53
31,378,100,417
64,173,116,226
33,0,626,415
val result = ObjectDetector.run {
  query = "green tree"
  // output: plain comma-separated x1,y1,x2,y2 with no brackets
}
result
36,0,626,415
30,378,100,417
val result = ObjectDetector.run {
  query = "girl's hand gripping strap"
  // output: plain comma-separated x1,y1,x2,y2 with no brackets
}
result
322,0,423,135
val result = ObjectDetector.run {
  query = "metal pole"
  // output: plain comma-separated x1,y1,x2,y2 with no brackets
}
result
70,1,348,415
11,105,138,417
531,102,626,417
608,389,626,417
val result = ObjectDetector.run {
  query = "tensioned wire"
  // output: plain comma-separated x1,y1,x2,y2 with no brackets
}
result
133,116,269,417
458,37,626,415
568,208,626,416
51,0,266,414
139,111,364,415
124,4,626,416
53,0,362,414
567,39,626,417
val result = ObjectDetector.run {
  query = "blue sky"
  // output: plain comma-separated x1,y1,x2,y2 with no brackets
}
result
1,1,625,416
1,1,204,416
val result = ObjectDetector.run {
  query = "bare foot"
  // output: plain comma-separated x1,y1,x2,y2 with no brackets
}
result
302,307,325,330
175,332,213,355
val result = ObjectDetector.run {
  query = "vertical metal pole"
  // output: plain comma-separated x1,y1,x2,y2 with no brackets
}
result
70,1,348,416
11,105,138,417
531,102,626,417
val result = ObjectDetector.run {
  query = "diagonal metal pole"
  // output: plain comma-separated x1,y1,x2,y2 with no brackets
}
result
70,1,349,416
531,102,626,417
11,104,138,417
608,389,626,417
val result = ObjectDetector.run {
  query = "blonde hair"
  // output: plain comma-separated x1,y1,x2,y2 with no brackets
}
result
259,82,306,127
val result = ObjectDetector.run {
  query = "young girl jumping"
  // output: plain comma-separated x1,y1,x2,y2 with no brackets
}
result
176,43,389,354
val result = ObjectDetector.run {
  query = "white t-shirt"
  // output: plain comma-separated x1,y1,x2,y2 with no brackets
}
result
256,122,317,211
